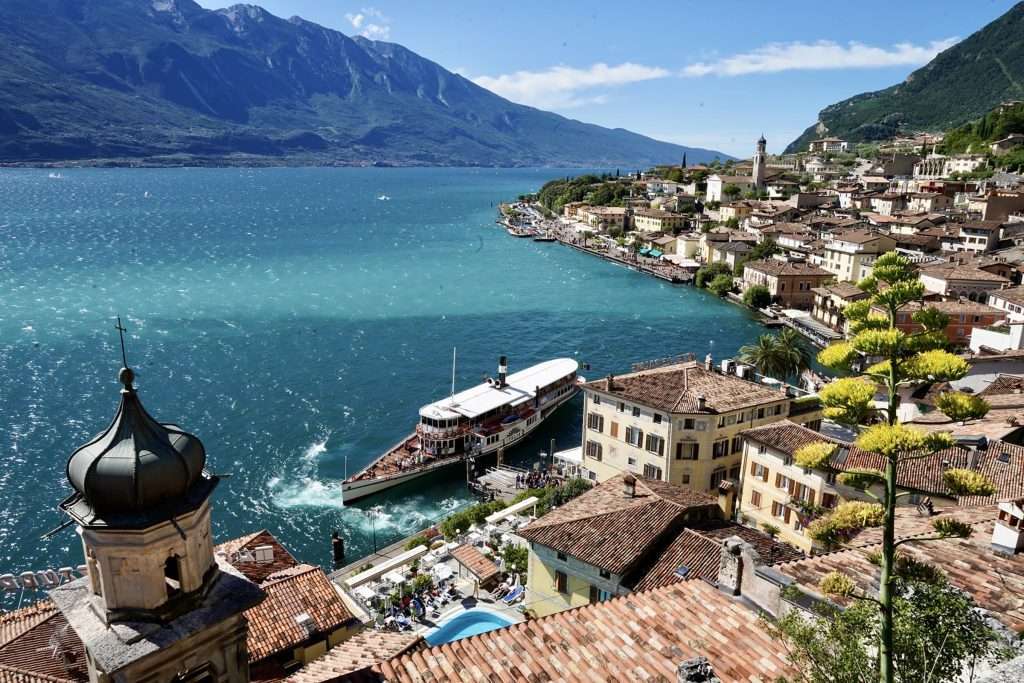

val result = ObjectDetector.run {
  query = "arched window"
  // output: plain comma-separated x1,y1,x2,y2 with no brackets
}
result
164,556,182,598
968,292,978,302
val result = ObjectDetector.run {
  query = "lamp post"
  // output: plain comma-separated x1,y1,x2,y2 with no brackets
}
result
364,506,381,554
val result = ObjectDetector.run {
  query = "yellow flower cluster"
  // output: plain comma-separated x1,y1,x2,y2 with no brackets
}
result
855,423,952,458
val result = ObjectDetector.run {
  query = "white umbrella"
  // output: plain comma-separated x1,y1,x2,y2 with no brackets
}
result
383,570,406,586
432,564,454,581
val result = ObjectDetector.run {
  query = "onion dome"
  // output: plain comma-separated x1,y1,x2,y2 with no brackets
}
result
64,367,211,524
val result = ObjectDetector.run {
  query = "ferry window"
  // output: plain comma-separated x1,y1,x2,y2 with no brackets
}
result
632,407,641,418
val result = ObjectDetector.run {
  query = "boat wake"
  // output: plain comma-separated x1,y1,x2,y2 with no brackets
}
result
269,432,346,509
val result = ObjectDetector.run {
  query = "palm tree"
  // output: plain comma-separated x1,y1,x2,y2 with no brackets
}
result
738,328,812,380
739,334,787,379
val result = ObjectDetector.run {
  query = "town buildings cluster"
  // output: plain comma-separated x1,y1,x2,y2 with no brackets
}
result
5,123,1024,682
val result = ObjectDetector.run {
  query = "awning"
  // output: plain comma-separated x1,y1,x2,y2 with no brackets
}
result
485,496,540,524
639,247,651,256
344,545,429,588
649,249,664,258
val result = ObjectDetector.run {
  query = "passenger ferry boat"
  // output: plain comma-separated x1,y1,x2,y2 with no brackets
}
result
342,357,581,503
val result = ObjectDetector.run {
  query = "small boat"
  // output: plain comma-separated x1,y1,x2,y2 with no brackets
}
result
342,356,582,503
533,235,556,242
377,194,391,201
506,227,532,238
48,172,63,179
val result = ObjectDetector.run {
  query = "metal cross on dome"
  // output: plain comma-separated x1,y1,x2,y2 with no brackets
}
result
114,315,129,368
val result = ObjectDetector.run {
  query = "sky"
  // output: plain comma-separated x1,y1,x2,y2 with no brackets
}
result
194,0,1019,157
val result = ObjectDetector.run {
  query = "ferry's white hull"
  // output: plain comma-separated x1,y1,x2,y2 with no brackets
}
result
341,384,579,504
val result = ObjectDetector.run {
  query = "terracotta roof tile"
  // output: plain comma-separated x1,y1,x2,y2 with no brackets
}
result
376,580,794,682
0,603,58,649
979,374,1024,396
246,565,356,662
585,361,789,415
518,475,718,574
919,262,1011,283
0,608,86,683
744,259,832,277
285,631,421,682
776,506,1024,633
217,529,300,584
450,546,500,585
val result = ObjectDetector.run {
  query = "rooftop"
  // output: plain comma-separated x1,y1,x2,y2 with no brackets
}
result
517,474,718,574
449,544,500,585
421,358,577,421
376,580,794,682
743,259,831,277
627,520,804,591
811,281,869,300
919,262,1011,284
584,360,789,415
285,631,422,682
990,286,1024,307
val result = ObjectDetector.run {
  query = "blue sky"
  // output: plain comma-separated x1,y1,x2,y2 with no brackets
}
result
195,0,1018,157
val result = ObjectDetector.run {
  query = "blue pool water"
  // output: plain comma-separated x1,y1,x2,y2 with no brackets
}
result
0,167,768,604
425,608,516,645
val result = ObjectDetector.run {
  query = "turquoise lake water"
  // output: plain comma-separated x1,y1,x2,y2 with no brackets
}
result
0,167,766,595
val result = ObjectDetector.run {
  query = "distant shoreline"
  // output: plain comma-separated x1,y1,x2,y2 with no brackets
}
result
0,157,672,171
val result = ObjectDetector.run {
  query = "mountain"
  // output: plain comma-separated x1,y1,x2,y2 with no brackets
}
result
786,2,1024,154
0,0,725,167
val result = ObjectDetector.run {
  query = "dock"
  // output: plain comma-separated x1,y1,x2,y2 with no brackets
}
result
473,465,532,502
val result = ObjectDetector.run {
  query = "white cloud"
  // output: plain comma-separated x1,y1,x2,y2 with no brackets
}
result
345,7,390,41
471,62,670,109
683,38,959,77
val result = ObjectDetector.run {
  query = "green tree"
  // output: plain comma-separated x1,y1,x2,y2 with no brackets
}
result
722,183,742,200
743,285,772,309
793,252,996,683
695,261,733,288
500,543,529,582
707,273,734,297
738,328,811,380
935,391,990,423
581,230,594,247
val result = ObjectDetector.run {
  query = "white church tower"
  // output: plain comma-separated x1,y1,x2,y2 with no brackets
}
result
752,134,767,190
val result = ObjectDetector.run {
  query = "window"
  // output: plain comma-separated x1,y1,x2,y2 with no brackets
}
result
164,556,182,599
653,413,663,424
586,413,604,432
712,439,729,459
758,443,767,454
589,585,612,603
645,433,665,456
681,474,691,484
774,404,783,416
750,462,769,481
728,465,740,480
731,436,743,453
757,408,765,419
683,418,695,430
632,406,641,418
709,468,726,489
557,552,567,561
625,427,644,448
610,421,619,438
675,442,699,460
593,394,600,405
695,420,707,432
617,402,625,412
585,440,602,462
822,492,838,509
776,473,791,491
588,471,598,481
751,490,762,507
555,570,568,594
643,464,663,480
599,568,611,579
771,501,785,519
627,457,637,466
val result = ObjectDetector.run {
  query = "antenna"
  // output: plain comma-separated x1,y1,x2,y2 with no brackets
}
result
114,316,128,368
451,347,457,398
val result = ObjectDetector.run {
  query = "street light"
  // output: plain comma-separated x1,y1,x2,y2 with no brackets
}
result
363,506,382,554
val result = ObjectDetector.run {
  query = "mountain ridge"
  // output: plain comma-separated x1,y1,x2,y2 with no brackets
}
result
785,2,1024,154
0,0,727,166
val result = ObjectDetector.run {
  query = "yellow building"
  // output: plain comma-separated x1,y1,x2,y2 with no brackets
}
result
737,420,1011,553
518,473,720,617
579,358,822,497
632,209,686,234
821,230,896,282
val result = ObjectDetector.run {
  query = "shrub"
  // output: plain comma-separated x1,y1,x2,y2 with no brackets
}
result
707,273,734,296
404,534,430,551
742,285,771,309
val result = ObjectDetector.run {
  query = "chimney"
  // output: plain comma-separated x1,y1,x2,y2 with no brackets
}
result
704,353,713,371
697,394,707,411
677,657,721,683
717,537,745,596
993,499,1024,555
498,355,508,388
623,473,637,498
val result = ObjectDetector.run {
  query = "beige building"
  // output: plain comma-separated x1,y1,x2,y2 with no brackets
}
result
633,209,685,234
811,281,869,333
741,259,833,309
918,261,1010,300
580,206,627,232
579,358,822,495
822,230,897,282
706,174,755,203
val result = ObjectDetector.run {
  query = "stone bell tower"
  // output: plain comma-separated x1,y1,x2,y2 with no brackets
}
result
752,134,767,190
50,363,264,683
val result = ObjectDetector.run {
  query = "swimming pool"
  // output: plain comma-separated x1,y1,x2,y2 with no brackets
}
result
424,608,516,645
